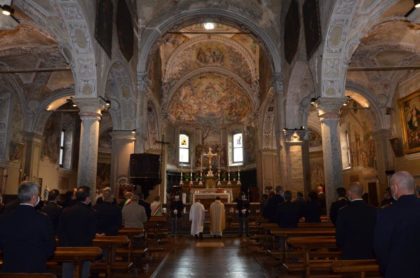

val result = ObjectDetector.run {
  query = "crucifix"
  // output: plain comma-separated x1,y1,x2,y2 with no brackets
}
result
203,147,217,177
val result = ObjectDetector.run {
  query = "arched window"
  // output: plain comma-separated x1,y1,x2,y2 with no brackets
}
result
59,129,65,167
179,133,190,164
232,132,243,164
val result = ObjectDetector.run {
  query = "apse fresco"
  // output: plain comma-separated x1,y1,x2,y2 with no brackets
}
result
168,74,252,125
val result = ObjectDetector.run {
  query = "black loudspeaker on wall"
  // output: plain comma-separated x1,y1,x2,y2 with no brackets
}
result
129,153,161,197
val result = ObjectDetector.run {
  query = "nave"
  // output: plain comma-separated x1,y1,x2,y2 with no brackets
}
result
151,237,269,278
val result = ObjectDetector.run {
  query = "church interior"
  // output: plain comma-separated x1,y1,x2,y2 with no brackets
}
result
0,0,419,277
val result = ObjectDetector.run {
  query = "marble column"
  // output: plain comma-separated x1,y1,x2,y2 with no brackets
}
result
283,129,311,195
23,132,43,182
74,98,104,193
317,97,346,214
110,130,135,197
372,129,394,197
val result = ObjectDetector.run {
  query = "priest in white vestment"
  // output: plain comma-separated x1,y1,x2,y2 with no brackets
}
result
189,200,205,239
210,197,226,238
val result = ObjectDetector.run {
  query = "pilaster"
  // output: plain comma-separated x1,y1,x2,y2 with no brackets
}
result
372,128,394,197
23,132,43,182
283,129,311,195
111,130,136,197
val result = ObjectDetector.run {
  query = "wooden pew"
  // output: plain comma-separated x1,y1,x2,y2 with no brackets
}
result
332,260,380,278
286,236,338,277
92,235,131,277
51,247,102,278
270,227,336,262
0,274,56,278
117,228,148,267
298,222,334,228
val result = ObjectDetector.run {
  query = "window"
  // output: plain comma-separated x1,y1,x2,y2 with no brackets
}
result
179,133,189,164
340,130,351,170
232,132,243,164
59,129,65,167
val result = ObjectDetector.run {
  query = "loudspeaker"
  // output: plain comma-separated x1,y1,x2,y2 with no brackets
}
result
130,153,160,179
389,138,404,157
130,153,161,199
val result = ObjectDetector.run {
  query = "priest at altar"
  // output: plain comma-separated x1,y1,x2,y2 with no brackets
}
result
209,197,225,238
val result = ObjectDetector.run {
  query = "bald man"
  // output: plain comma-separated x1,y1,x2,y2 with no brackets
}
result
335,182,377,259
374,171,420,278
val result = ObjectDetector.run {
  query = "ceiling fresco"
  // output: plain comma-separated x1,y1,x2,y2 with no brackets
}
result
164,40,254,85
168,73,253,126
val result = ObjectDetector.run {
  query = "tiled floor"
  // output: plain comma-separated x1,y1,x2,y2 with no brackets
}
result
151,237,270,278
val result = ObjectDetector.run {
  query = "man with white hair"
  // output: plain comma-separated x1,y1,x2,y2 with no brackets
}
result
0,181,55,273
335,182,376,259
374,171,420,277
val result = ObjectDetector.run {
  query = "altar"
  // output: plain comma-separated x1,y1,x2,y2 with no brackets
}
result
191,188,233,209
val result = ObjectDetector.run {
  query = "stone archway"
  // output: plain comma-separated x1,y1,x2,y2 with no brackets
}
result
137,8,282,82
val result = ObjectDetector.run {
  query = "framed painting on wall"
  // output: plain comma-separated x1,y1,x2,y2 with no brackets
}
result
399,90,420,154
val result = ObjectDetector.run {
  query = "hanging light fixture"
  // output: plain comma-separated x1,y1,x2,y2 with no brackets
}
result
1,5,13,16
203,22,215,30
415,0,420,8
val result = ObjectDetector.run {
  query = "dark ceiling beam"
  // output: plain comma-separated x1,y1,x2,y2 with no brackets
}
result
348,65,420,71
0,67,71,73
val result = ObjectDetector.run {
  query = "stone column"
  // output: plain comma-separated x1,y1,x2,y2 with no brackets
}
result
74,98,104,193
317,97,346,213
111,130,135,196
23,132,43,182
372,129,394,197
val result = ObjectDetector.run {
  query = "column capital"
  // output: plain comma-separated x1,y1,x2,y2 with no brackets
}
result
24,131,44,142
137,72,150,92
272,73,284,94
283,129,308,144
112,130,136,141
73,97,105,119
317,97,347,119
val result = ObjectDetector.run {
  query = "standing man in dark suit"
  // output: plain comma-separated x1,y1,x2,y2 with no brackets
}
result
374,171,420,277
275,191,300,228
335,182,376,259
263,186,284,222
303,191,321,223
58,186,96,278
41,189,63,233
330,187,348,225
94,189,122,235
0,181,55,273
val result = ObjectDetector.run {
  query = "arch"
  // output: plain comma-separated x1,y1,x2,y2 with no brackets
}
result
32,88,75,135
345,81,387,130
104,62,137,131
258,87,277,150
137,8,282,78
51,0,98,97
285,61,315,129
163,67,258,113
164,35,258,82
320,0,396,97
